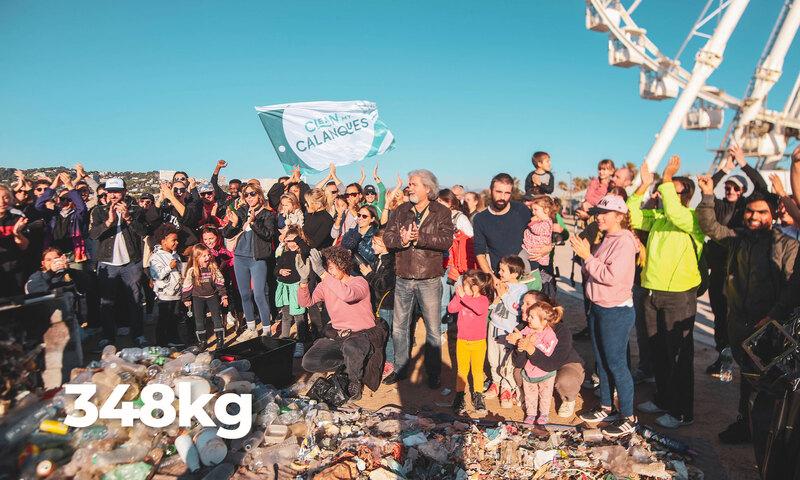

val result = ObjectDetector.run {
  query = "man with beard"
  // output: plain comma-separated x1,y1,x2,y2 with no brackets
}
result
472,173,532,278
704,144,768,375
383,169,454,389
696,175,800,453
611,167,634,194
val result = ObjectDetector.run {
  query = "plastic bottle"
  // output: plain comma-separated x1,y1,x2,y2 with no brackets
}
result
637,425,698,455
183,362,212,376
218,359,250,372
164,353,196,374
1,405,58,447
119,347,145,363
249,438,300,470
174,433,201,472
92,442,150,467
196,351,213,364
719,346,734,383
146,364,162,378
101,344,117,361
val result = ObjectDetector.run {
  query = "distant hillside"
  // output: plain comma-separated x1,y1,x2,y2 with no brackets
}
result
0,167,160,195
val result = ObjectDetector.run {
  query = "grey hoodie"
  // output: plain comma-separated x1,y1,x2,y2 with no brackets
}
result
149,246,183,301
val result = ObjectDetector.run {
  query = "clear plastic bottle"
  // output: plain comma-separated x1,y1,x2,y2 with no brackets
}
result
183,362,212,376
118,347,145,363
101,344,117,362
249,438,300,470
92,442,150,467
163,353,196,374
720,346,734,382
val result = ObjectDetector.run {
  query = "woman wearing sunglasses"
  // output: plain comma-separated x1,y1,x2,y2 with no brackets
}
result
157,179,202,253
340,205,379,270
223,182,277,341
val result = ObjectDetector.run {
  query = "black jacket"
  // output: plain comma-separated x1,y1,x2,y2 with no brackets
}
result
89,204,148,263
697,194,800,326
365,253,395,311
511,322,583,371
304,210,335,249
267,181,310,212
222,205,277,260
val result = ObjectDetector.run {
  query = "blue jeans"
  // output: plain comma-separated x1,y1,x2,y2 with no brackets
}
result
588,302,635,417
393,277,443,377
234,255,271,329
379,308,395,365
440,267,455,333
97,261,143,341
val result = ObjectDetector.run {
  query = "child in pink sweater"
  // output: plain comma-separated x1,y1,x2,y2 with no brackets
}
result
507,300,563,425
522,196,557,269
447,269,495,415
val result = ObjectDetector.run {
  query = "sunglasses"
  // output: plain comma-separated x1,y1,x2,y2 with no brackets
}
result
98,193,107,199
173,177,187,183
244,191,259,198
358,213,371,219
345,192,360,197
724,186,741,192
173,188,187,194
200,191,214,196
35,187,47,192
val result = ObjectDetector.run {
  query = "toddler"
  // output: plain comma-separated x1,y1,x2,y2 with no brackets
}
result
182,244,228,350
525,151,554,195
522,195,557,269
507,301,562,425
486,255,529,409
448,269,494,415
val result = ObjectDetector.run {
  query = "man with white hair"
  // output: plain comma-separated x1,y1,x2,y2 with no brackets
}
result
383,169,454,389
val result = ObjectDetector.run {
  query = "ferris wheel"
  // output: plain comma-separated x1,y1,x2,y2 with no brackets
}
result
585,0,800,174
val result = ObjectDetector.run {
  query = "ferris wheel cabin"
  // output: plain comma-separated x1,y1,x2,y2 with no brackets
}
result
608,27,647,68
682,100,725,130
639,67,681,100
585,1,621,33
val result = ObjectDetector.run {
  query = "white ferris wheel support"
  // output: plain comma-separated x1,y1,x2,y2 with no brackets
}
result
640,0,750,175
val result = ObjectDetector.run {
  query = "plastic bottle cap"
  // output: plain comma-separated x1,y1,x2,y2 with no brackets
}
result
36,460,54,476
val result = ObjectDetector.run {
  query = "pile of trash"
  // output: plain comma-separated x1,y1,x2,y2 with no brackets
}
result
0,343,705,480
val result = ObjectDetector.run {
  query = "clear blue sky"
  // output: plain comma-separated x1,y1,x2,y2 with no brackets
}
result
2,1,798,190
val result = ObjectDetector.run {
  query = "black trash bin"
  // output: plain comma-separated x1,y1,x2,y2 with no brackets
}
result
214,336,295,387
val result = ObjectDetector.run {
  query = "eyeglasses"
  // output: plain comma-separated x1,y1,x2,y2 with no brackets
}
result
345,192,360,198
173,188,187,194
244,191,260,198
724,186,741,192
173,177,187,183
358,213,371,219
35,187,47,192
200,191,214,196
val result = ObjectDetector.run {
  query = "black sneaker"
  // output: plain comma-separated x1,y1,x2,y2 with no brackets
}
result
452,392,466,414
428,375,441,390
602,417,637,437
472,392,487,414
382,371,406,385
348,380,363,401
706,356,723,375
719,415,751,444
579,406,619,423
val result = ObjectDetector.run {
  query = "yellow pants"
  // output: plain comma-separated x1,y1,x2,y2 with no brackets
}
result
456,339,487,393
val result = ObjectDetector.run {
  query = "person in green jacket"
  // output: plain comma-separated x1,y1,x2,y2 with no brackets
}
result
627,155,705,429
362,164,387,218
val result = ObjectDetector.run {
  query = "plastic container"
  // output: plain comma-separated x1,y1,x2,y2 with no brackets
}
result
175,433,201,472
92,443,150,467
263,425,289,445
1,405,58,447
193,428,228,467
214,337,294,387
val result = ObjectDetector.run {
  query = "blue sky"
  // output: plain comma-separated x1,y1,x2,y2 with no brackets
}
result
2,1,798,190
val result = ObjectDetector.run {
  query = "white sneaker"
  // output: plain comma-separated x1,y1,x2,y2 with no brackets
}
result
557,400,576,418
637,401,667,414
226,312,236,327
239,329,259,342
293,342,305,358
655,413,693,428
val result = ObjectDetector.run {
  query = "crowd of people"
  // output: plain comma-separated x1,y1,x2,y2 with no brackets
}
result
2,146,800,461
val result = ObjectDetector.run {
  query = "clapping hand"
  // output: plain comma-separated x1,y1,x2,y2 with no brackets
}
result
359,264,373,276
662,155,681,182
569,236,591,260
455,283,465,298
639,161,654,186
730,144,746,168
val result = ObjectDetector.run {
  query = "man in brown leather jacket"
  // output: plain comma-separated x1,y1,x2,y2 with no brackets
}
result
382,169,454,388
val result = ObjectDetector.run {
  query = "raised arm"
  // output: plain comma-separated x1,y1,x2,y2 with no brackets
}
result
696,175,736,244
659,156,695,233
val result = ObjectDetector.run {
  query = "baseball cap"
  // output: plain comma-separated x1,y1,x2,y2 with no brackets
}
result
364,185,377,195
139,193,155,202
105,178,126,191
725,175,746,191
521,193,535,202
589,194,628,215
198,183,214,194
